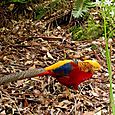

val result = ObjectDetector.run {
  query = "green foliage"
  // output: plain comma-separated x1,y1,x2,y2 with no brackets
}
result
1,0,31,4
35,5,47,20
72,0,95,18
10,0,30,3
101,1,115,38
99,0,115,114
35,0,66,20
70,15,103,40
71,0,114,41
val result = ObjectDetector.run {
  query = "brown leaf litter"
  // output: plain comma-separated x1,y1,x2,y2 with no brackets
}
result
0,20,115,115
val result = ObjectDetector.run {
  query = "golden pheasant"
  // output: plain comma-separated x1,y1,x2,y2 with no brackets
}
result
37,60,101,90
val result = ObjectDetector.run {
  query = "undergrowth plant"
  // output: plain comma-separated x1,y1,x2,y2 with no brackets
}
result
71,0,103,40
70,14,103,40
35,0,67,20
71,0,114,41
97,0,115,114
72,0,95,18
35,0,62,20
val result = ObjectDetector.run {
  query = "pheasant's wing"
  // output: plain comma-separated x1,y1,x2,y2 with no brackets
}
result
52,61,75,78
44,60,72,71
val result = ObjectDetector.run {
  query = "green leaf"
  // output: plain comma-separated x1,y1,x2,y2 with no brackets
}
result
35,6,47,20
11,0,31,3
72,0,95,18
72,0,84,18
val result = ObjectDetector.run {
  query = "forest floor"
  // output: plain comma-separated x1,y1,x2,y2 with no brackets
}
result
0,19,115,115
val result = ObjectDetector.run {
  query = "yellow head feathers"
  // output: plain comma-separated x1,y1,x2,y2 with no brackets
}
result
78,60,101,73
84,60,101,71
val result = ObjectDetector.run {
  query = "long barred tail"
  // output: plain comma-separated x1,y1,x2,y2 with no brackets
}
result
0,68,48,85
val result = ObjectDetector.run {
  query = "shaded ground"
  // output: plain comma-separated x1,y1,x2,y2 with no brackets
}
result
0,20,115,115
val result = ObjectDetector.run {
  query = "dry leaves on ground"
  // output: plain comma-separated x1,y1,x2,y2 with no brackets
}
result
0,20,115,115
